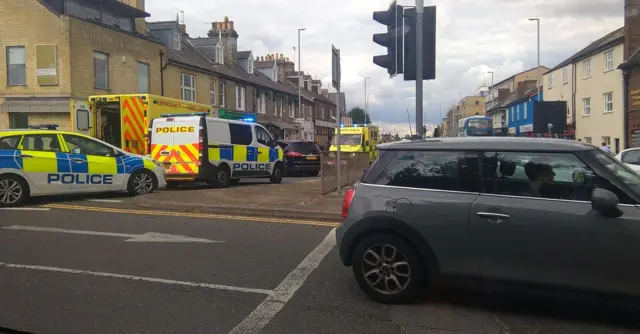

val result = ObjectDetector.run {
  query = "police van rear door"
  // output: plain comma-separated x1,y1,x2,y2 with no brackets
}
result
150,116,200,176
150,117,175,173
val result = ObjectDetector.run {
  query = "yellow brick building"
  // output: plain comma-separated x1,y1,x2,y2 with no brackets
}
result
0,0,164,130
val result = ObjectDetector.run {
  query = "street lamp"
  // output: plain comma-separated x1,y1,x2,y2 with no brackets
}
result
364,76,370,124
297,28,306,120
367,93,373,124
529,18,541,100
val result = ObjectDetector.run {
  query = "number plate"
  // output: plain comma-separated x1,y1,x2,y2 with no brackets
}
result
306,156,318,160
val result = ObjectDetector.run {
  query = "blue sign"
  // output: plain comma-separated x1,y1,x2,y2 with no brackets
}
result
48,173,114,185
233,163,271,171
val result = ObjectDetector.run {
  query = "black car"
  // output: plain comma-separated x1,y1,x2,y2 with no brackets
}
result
277,140,321,176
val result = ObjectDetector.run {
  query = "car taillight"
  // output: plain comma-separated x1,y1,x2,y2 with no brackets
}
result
286,151,303,157
342,187,355,219
198,127,204,166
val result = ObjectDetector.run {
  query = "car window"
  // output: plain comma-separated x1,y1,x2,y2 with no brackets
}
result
479,151,621,202
621,150,640,165
277,142,289,150
373,150,481,192
255,126,273,146
63,135,115,157
590,149,640,202
229,123,252,146
0,136,21,150
20,134,62,152
289,142,320,153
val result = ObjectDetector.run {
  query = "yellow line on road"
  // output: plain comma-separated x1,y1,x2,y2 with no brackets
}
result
40,204,340,228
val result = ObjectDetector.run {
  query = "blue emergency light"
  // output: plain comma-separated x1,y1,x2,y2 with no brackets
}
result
242,116,256,122
28,124,59,130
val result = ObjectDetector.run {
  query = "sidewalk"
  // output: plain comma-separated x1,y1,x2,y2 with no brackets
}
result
134,179,344,222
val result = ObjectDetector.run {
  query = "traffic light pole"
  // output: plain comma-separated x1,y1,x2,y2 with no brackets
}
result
415,0,424,137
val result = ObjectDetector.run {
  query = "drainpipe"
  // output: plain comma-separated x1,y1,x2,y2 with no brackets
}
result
572,62,577,138
159,50,165,96
624,70,630,149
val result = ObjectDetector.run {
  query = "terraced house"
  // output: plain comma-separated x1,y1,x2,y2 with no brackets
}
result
0,0,164,129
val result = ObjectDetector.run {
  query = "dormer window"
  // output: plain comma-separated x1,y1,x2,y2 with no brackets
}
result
173,32,181,50
248,55,254,74
216,44,224,64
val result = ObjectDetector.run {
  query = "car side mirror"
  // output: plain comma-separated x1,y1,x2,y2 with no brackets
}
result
591,188,622,218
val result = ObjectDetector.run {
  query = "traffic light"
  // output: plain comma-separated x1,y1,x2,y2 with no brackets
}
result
403,6,436,81
373,1,404,77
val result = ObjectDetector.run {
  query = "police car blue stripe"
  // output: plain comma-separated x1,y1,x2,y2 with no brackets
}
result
247,146,258,162
56,153,71,173
122,156,144,174
116,156,126,174
220,146,233,161
0,150,21,169
68,153,89,173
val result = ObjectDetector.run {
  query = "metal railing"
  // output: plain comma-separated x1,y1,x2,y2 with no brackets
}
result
320,151,370,194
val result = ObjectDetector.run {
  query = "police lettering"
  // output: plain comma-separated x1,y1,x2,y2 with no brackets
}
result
47,174,114,185
156,126,196,133
233,163,271,171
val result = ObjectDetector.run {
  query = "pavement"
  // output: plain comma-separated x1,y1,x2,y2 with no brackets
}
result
2,197,640,333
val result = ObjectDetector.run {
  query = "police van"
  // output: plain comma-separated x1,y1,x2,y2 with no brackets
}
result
0,125,167,207
149,114,284,187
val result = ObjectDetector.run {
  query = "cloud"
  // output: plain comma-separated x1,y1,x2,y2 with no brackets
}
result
147,0,624,135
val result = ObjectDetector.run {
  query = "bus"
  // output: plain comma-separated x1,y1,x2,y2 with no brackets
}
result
457,116,493,137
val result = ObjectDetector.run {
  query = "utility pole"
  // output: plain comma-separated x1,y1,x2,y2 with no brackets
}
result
415,0,424,137
529,18,541,99
364,76,369,124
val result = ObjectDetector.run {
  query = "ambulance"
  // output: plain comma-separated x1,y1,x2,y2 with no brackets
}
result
149,113,284,187
70,94,213,156
329,124,380,163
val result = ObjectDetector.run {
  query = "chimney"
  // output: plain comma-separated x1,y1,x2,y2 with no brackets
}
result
625,0,640,60
208,16,239,64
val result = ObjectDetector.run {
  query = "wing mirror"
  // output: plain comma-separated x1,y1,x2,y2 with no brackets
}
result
591,188,623,218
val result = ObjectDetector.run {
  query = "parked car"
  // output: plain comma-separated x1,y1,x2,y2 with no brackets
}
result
615,147,640,173
277,140,321,176
337,137,640,304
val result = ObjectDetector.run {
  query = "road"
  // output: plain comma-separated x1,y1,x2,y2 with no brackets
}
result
1,195,640,333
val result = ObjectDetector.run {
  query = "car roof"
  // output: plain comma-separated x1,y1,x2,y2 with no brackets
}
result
278,139,315,143
377,137,597,152
0,129,79,136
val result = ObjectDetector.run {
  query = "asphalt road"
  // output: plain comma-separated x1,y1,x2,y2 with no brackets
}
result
1,204,640,333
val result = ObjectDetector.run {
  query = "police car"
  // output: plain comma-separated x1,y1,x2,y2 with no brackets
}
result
0,125,167,207
149,114,284,187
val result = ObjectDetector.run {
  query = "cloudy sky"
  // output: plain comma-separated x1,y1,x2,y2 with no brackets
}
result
146,0,623,135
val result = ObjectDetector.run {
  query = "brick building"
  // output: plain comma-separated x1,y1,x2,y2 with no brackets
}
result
0,0,164,129
619,0,640,148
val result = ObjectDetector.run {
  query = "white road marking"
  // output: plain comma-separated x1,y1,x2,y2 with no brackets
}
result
87,199,123,203
2,225,223,243
0,262,272,295
0,207,50,211
229,228,336,334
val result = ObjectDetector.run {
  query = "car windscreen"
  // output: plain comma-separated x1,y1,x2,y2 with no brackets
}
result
589,149,640,197
333,134,361,145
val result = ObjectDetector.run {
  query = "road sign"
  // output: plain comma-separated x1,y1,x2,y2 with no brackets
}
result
2,225,222,243
332,45,341,89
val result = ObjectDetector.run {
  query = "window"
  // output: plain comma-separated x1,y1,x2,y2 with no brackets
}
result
278,97,283,116
604,49,614,72
289,103,294,118
258,93,267,114
621,149,640,165
216,44,224,64
181,73,196,102
583,58,592,78
229,123,252,145
7,46,26,85
209,79,216,106
63,134,115,157
206,121,230,144
583,97,591,116
603,92,613,113
136,62,150,93
510,108,514,122
20,134,61,152
172,32,181,50
236,86,245,110
219,81,225,107
548,73,553,88
516,105,520,121
480,151,598,202
9,113,28,129
524,103,528,120
372,151,481,192
255,126,273,146
0,136,21,149
93,51,109,89
248,55,254,74
562,67,568,84
602,136,611,147
585,137,592,144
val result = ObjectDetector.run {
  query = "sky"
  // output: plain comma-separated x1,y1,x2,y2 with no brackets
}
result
146,0,624,136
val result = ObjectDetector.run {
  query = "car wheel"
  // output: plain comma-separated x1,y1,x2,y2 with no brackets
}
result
270,163,284,184
229,179,240,185
0,175,29,207
351,234,427,304
127,170,156,196
209,165,230,188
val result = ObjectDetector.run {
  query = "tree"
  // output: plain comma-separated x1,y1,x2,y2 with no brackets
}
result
347,106,371,125
433,126,441,138
394,133,401,141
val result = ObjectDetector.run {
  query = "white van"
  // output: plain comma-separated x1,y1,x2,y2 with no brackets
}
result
149,115,284,187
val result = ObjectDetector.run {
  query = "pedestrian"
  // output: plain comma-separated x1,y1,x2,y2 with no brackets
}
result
600,142,612,154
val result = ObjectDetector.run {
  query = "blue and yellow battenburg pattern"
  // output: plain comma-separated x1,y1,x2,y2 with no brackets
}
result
207,144,283,163
0,150,155,174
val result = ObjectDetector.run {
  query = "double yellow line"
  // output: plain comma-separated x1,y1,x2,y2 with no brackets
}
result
41,203,340,228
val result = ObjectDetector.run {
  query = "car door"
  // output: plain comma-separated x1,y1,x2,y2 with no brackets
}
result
253,125,274,176
17,133,71,194
471,150,640,295
228,123,255,178
61,134,123,192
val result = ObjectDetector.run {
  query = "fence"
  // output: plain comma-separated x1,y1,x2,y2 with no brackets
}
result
320,152,370,194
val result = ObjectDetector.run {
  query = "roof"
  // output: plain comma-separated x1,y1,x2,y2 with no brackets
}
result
254,62,276,69
189,37,220,46
493,66,549,88
237,51,252,59
545,27,624,75
377,137,596,152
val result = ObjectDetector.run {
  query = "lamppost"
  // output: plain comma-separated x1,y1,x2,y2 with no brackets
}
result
297,28,306,120
529,18,541,99
367,93,373,124
364,76,370,124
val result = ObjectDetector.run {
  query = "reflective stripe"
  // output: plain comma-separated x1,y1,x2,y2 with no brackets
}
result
0,150,22,169
86,155,118,174
233,145,247,162
22,151,58,173
56,153,71,173
257,147,270,163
